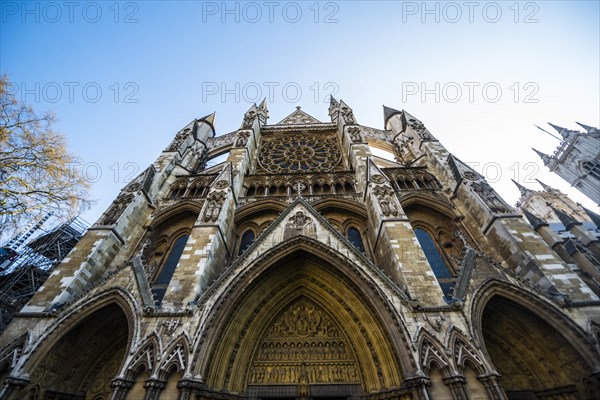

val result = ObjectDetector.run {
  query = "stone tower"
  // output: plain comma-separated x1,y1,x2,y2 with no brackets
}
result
533,123,600,205
0,99,599,399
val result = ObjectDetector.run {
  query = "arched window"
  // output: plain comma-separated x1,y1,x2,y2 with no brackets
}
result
347,227,366,253
583,161,600,180
238,230,255,256
414,228,454,301
152,234,189,305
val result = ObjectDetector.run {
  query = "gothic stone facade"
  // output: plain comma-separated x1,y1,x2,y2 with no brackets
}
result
533,123,600,206
0,100,599,400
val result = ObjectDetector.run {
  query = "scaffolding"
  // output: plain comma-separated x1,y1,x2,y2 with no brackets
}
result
0,216,89,332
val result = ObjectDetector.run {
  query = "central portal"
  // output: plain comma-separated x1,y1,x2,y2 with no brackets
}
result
247,297,361,399
249,297,359,385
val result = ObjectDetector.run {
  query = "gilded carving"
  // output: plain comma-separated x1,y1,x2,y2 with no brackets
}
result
249,298,359,385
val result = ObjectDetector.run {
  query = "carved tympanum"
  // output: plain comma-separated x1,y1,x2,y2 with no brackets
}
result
249,298,359,385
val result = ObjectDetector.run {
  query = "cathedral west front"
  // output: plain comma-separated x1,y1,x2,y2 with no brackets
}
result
0,98,599,400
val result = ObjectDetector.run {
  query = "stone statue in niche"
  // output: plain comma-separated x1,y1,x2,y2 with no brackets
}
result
203,191,226,222
340,107,355,124
242,111,256,129
166,129,189,152
100,193,134,225
373,185,399,217
471,182,510,214
235,130,250,147
347,126,362,143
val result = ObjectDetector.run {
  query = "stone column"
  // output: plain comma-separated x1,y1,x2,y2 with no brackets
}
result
1,376,29,400
110,377,134,400
404,376,431,400
143,378,166,400
478,373,508,400
443,375,468,400
177,378,203,400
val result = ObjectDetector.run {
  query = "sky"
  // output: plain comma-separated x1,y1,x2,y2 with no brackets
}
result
1,0,599,232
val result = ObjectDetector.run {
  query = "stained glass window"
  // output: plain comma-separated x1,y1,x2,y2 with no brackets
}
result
238,230,255,256
257,134,341,173
152,234,189,304
348,227,366,253
414,228,454,301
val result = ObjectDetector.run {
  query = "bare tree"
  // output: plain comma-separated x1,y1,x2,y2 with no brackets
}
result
0,74,90,240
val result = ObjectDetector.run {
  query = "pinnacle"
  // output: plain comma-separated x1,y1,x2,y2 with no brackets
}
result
523,209,548,230
548,123,567,134
511,179,533,195
576,121,596,133
583,207,600,228
550,205,581,230
535,179,556,192
383,105,401,123
200,112,216,126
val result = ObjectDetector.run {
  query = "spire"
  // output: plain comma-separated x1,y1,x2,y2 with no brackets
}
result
511,179,534,196
367,157,388,183
532,148,554,166
383,105,401,124
328,95,340,123
200,112,216,126
535,124,562,141
576,121,597,133
523,209,549,230
535,179,557,192
583,207,600,229
258,97,267,110
195,112,216,141
329,95,339,108
548,122,567,134
551,205,581,230
338,100,356,124
548,123,577,141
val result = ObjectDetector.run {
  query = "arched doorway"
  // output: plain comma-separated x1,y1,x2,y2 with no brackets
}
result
22,303,130,399
481,295,594,398
197,245,410,397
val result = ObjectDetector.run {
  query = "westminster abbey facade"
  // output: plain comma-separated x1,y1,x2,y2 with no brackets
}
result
0,99,599,400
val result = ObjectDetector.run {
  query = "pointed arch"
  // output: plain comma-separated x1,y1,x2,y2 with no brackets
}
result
151,200,202,227
193,237,415,392
125,332,160,379
15,287,138,398
470,279,600,368
471,279,600,396
158,334,190,380
446,327,487,376
0,334,27,383
415,329,452,377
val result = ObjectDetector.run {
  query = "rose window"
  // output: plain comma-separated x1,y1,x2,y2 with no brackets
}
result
258,134,341,173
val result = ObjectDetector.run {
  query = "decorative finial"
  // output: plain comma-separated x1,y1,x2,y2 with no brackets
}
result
296,106,301,110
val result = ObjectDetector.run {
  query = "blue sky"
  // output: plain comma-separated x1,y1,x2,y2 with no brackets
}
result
1,0,599,227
